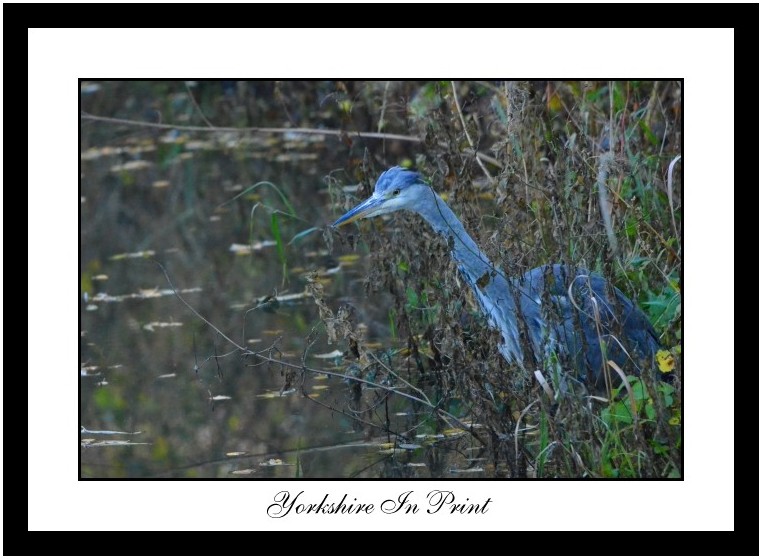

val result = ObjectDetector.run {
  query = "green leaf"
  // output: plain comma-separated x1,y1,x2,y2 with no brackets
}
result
225,181,298,218
537,410,550,477
638,120,660,146
388,309,397,341
288,226,320,245
631,380,648,401
645,402,656,421
405,287,419,308
611,401,633,425
270,213,286,266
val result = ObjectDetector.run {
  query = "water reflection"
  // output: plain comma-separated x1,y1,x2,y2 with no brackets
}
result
80,81,481,478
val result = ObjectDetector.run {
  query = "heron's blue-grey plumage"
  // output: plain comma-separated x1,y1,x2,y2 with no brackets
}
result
333,167,659,387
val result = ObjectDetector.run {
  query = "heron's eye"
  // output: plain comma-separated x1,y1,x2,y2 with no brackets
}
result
392,189,400,196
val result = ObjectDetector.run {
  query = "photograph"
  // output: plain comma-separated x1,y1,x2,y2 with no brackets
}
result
80,80,682,479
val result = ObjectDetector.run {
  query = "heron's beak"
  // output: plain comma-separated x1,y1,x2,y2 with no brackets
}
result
332,194,387,227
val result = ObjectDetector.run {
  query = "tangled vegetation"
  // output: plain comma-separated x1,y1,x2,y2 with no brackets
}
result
324,81,682,478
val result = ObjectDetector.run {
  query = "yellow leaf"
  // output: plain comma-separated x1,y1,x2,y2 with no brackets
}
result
656,349,675,373
548,92,563,112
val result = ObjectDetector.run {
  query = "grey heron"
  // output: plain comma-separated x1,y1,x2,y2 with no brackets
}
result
332,166,661,390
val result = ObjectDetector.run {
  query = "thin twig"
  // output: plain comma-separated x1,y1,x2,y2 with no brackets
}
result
369,352,432,405
185,83,215,128
81,112,501,169
515,398,539,467
474,151,503,169
450,81,493,182
81,112,421,143
155,259,472,428
377,81,390,134
589,296,612,396
154,260,242,351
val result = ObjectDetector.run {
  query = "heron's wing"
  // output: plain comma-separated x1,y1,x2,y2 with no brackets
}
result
515,264,660,385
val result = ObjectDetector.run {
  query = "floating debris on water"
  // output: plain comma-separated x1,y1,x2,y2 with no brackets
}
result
255,389,296,399
229,240,277,254
110,250,156,261
81,426,142,436
258,458,293,467
143,321,183,332
91,287,201,303
314,350,344,360
449,467,485,474
109,160,153,173
81,440,150,448
80,425,149,448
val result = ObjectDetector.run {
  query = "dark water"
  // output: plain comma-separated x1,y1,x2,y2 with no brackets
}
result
79,82,483,478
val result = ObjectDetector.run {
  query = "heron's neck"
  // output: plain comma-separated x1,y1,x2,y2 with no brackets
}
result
415,190,525,364
417,194,496,286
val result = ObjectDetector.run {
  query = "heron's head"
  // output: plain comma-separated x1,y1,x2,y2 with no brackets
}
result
332,167,431,227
